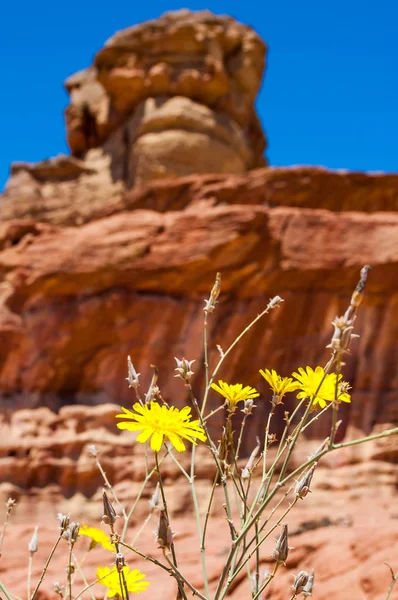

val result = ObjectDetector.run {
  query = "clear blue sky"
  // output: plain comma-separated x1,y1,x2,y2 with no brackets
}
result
1,0,397,190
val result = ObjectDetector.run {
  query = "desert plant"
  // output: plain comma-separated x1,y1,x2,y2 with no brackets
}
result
1,265,397,600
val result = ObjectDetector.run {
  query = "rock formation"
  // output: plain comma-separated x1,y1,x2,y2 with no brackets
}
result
0,165,397,454
65,9,266,185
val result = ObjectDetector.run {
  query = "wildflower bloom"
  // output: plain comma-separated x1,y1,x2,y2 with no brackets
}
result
79,525,114,551
115,402,206,452
292,366,351,409
211,380,260,410
96,566,149,597
259,369,299,403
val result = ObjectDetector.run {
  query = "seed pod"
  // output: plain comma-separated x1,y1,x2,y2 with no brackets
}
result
272,524,289,565
149,483,160,511
204,273,221,313
102,491,118,527
174,358,195,383
68,522,80,544
303,569,314,597
114,553,126,572
58,513,70,533
126,355,141,389
53,582,64,597
295,463,316,499
156,509,173,551
242,438,260,479
292,571,309,595
28,526,39,554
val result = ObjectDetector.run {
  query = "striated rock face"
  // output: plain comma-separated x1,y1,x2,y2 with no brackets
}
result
64,9,267,185
0,404,398,600
0,167,397,455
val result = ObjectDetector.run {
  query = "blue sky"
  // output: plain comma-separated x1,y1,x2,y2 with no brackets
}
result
1,0,397,190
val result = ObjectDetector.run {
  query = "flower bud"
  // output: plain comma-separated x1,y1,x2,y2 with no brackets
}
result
204,273,221,313
242,438,260,480
295,463,316,499
28,526,39,554
242,398,256,415
58,513,70,533
102,491,118,527
174,357,195,383
88,444,98,457
149,483,160,511
303,569,314,597
5,498,16,511
156,509,173,551
292,571,309,595
114,553,126,572
126,355,141,389
268,296,284,309
272,524,289,565
53,582,64,597
68,522,80,544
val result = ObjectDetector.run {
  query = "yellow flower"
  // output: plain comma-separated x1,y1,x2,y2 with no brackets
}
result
115,401,207,452
96,566,149,597
211,380,260,410
292,366,351,409
259,369,300,402
78,525,114,552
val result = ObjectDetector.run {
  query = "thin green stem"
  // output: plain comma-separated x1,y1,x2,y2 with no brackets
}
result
0,581,12,600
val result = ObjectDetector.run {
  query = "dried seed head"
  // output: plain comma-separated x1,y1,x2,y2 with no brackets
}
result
204,272,221,313
5,498,16,511
68,522,80,544
242,398,256,415
114,553,126,572
144,365,159,404
53,582,64,597
292,571,310,595
242,438,260,480
156,509,174,551
268,296,284,309
58,513,70,533
88,444,98,458
149,483,160,512
126,355,141,389
303,569,315,597
349,265,371,309
102,491,118,527
295,464,317,500
272,524,289,565
28,526,39,554
174,357,195,383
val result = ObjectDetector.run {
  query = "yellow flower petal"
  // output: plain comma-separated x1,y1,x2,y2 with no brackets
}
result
115,401,206,453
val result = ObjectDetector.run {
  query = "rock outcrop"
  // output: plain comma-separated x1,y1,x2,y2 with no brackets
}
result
0,165,398,454
0,404,397,600
65,9,267,185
